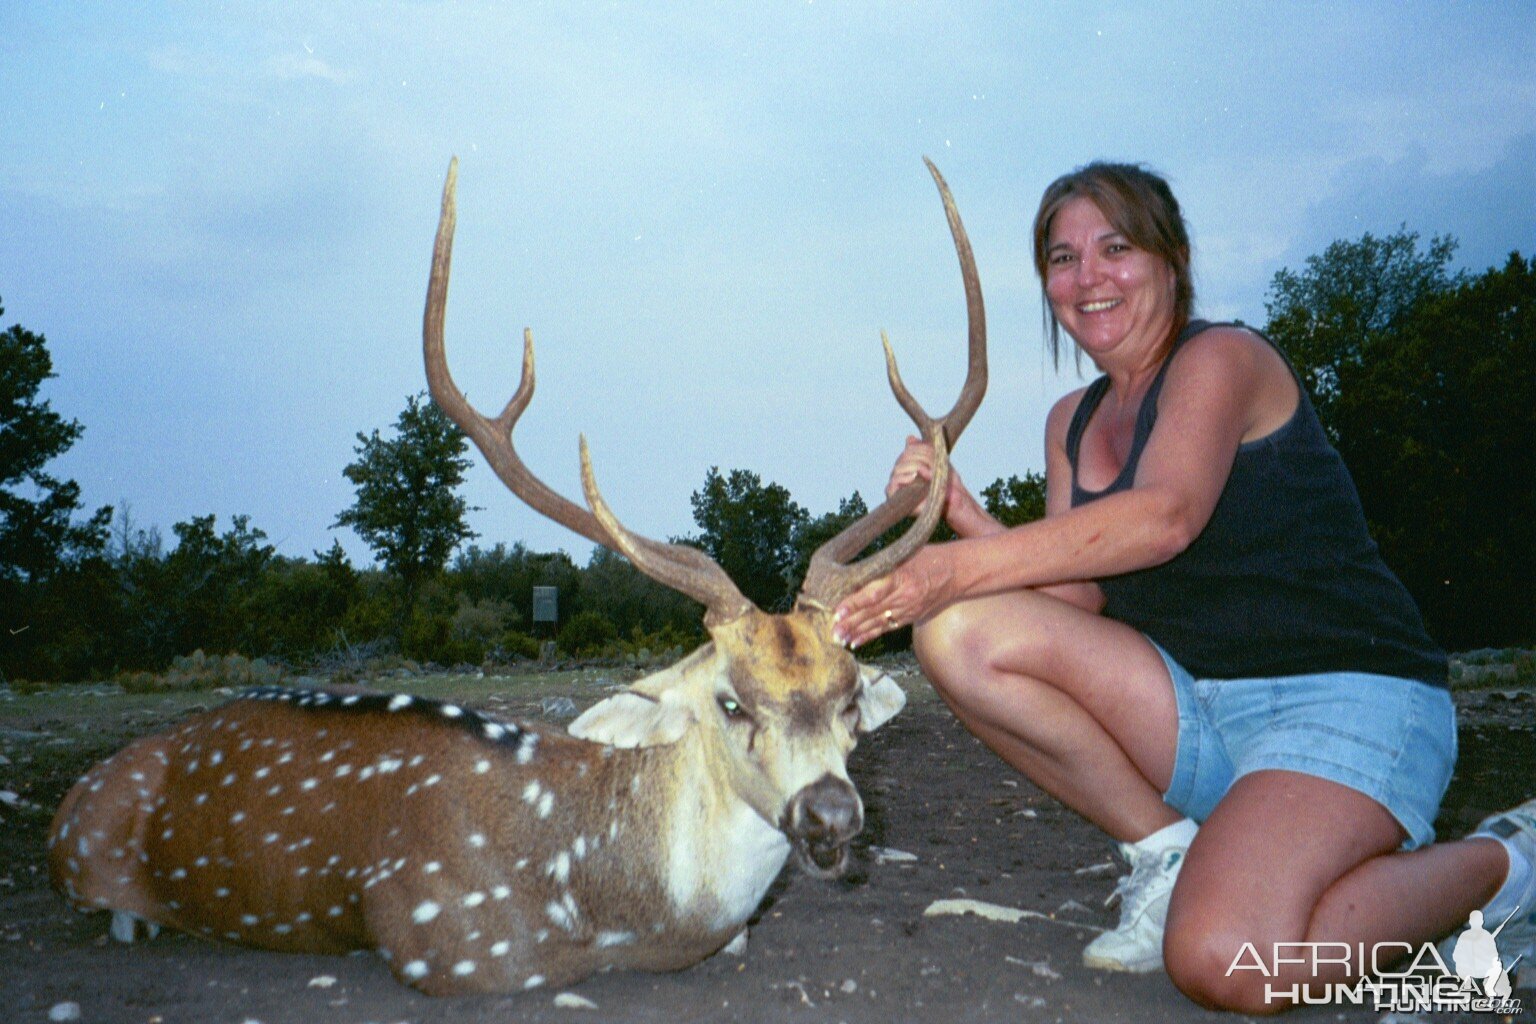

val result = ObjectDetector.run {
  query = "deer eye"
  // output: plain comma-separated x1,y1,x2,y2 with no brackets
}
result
839,699,861,729
717,696,749,721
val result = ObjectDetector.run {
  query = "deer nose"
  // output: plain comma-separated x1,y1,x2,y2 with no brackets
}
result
782,774,863,847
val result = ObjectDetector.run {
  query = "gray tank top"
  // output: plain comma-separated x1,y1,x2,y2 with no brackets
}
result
1066,320,1446,686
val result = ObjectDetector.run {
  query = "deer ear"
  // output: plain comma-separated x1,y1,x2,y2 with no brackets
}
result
854,664,906,734
568,691,696,748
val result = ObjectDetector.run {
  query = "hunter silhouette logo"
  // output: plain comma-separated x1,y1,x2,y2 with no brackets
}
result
1450,907,1520,1000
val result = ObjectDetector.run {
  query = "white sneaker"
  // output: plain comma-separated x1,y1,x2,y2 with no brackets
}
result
1082,841,1187,973
1468,797,1536,985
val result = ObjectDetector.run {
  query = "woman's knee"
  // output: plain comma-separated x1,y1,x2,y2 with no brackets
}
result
912,601,981,671
912,599,1016,697
1163,910,1291,1015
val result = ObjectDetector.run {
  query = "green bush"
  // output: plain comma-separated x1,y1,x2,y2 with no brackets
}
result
401,607,483,666
116,650,286,693
496,629,542,661
557,611,618,657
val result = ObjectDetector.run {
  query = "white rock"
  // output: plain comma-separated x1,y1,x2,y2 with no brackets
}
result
307,974,338,988
869,846,918,864
48,1003,82,1023
924,898,1035,923
553,992,598,1009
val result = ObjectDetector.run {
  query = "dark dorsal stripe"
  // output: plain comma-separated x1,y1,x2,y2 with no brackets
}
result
234,686,527,748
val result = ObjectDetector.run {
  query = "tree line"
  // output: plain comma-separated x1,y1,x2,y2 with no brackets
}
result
1,228,1530,681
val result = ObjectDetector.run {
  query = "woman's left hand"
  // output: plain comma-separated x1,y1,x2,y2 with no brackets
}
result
832,545,955,649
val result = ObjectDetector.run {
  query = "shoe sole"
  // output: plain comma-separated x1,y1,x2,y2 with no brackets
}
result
1082,951,1163,974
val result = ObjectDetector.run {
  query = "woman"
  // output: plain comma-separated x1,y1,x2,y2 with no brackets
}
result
832,162,1534,1012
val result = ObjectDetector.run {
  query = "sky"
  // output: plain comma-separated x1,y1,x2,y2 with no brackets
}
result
3,1,1533,568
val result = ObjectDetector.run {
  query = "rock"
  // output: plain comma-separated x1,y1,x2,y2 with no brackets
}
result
923,898,1028,923
870,846,918,864
48,1004,82,1023
553,992,598,1009
540,696,579,720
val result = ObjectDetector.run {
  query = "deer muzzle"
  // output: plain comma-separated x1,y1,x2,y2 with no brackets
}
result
780,774,863,879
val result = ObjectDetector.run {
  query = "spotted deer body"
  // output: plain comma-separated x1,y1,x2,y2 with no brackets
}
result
48,158,986,994
51,610,902,993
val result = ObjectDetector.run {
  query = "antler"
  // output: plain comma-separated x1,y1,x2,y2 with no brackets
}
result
798,157,987,609
423,157,753,627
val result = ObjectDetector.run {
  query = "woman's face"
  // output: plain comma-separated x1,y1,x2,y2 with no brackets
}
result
1043,196,1176,365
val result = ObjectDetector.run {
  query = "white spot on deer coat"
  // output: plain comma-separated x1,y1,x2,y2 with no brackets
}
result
545,900,575,932
412,900,441,924
402,959,428,979
596,930,636,948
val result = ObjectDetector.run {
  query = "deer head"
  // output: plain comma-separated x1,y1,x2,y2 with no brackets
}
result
423,157,985,877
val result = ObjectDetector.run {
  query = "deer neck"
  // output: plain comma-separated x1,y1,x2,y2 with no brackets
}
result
655,724,789,932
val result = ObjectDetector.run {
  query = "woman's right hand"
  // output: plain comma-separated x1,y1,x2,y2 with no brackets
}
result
887,435,987,535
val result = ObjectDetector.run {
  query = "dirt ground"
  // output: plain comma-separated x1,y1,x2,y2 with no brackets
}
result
2,665,1532,1024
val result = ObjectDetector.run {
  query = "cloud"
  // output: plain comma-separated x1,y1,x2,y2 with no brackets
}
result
264,51,349,84
1290,130,1536,276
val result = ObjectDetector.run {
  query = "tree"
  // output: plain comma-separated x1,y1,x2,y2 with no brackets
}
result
981,472,1047,527
581,546,702,643
1266,235,1535,648
0,298,109,584
1264,227,1458,433
1351,253,1535,647
334,393,478,608
161,513,276,656
686,467,809,611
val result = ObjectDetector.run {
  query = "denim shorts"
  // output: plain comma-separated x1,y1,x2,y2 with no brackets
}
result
1157,644,1457,850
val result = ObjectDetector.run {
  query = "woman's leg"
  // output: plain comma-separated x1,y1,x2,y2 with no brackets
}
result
1163,769,1508,1014
913,588,1183,841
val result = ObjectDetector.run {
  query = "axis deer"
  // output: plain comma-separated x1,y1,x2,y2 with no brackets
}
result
47,157,986,995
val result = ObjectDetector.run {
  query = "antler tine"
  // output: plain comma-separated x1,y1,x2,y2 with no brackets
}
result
799,421,952,610
422,157,755,624
580,437,753,627
923,156,988,448
797,158,987,609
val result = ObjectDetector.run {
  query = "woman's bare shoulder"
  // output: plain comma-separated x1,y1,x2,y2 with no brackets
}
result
1046,386,1091,448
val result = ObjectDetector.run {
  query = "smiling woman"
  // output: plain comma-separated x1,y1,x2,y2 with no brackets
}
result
830,160,1536,1014
1032,163,1193,369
